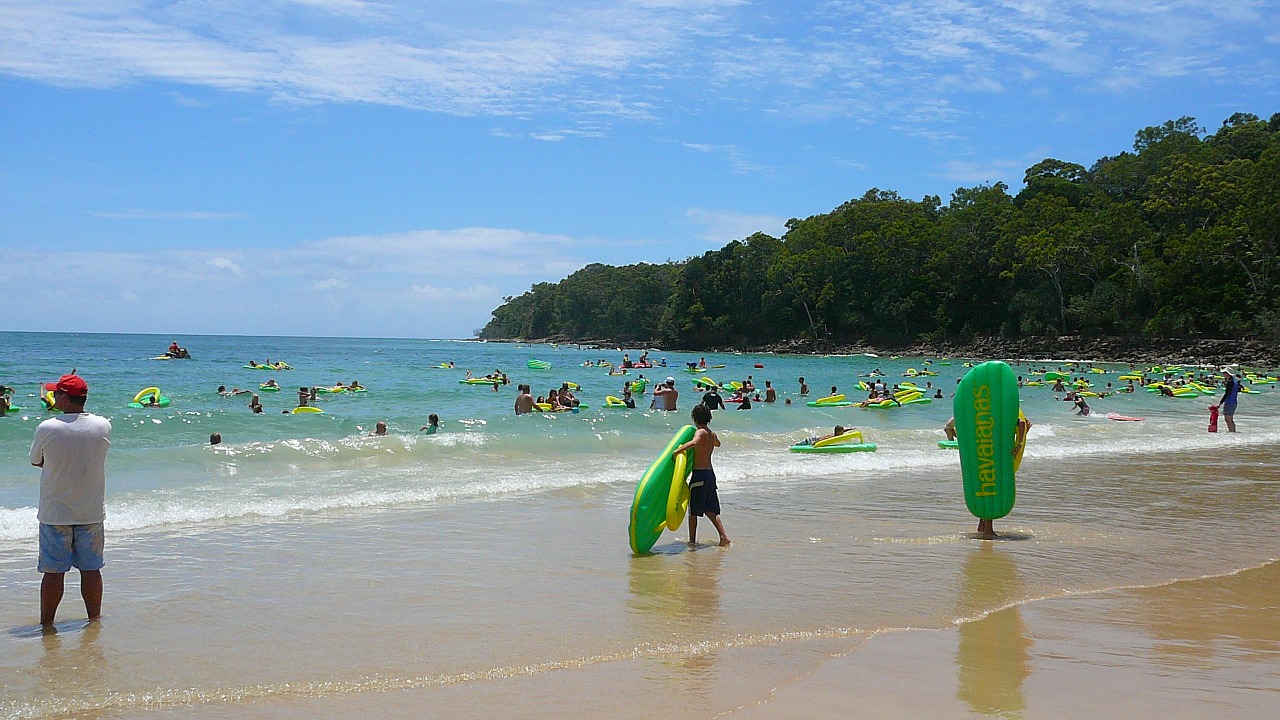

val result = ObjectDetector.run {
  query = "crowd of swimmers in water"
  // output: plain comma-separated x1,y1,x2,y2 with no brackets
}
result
36,343,1246,450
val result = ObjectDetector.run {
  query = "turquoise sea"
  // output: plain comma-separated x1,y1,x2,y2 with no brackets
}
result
1,332,1277,718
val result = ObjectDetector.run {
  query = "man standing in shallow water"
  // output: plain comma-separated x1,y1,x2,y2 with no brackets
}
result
514,385,535,415
29,374,111,627
653,377,679,411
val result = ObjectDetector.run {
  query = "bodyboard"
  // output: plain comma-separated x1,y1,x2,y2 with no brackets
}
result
954,361,1019,520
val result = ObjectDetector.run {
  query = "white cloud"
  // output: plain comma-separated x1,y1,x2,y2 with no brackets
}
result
0,0,1269,139
169,91,210,107
0,226,600,337
936,158,1026,184
210,257,244,275
288,0,378,16
0,0,736,119
303,228,580,278
935,147,1049,185
410,283,495,301
312,277,349,291
684,208,788,245
682,142,771,173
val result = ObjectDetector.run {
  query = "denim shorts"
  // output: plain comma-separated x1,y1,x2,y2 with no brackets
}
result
38,523,105,573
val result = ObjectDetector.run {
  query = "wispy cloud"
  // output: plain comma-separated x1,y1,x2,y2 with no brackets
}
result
311,277,349,291
0,0,738,120
683,142,771,173
936,158,1027,185
411,283,495,301
209,257,244,275
0,0,1268,133
289,0,380,16
0,226,596,337
935,147,1050,185
169,91,210,108
684,208,788,245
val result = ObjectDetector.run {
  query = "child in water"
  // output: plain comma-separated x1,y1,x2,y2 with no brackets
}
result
672,404,730,547
420,414,440,434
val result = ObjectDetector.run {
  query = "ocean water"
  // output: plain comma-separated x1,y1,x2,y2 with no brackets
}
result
1,332,1276,718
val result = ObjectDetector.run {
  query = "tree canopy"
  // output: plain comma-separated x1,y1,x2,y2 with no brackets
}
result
480,112,1280,348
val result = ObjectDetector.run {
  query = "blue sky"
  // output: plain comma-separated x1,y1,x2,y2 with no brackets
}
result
1,0,1277,339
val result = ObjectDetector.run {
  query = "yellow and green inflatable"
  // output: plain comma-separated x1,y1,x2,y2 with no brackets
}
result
628,425,695,554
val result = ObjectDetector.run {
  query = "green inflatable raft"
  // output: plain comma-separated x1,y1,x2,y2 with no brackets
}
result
628,424,696,554
954,361,1021,520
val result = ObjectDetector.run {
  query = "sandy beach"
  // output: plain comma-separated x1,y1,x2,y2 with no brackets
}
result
70,559,1278,719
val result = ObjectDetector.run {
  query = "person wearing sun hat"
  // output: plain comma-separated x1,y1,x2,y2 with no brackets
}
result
1219,367,1241,433
29,373,112,626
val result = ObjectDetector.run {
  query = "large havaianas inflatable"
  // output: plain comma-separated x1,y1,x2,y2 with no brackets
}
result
954,361,1021,520
629,425,696,554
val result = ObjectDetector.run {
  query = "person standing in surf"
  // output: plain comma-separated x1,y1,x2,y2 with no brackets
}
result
672,405,730,547
29,374,111,626
976,413,1033,539
653,377,679,411
513,385,535,415
1219,368,1240,432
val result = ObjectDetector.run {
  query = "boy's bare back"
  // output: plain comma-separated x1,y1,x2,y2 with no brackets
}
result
689,426,720,469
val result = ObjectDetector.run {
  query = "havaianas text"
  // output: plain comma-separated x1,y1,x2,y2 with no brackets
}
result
972,385,998,498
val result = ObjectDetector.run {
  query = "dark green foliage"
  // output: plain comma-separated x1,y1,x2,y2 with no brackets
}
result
482,263,679,342
479,112,1280,346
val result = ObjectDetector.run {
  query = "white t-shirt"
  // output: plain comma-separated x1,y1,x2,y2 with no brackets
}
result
30,412,112,525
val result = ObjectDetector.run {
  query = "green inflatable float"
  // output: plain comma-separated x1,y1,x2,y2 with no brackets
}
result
628,425,695,554
954,361,1023,520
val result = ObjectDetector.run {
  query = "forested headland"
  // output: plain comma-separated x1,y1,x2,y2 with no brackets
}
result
480,113,1280,357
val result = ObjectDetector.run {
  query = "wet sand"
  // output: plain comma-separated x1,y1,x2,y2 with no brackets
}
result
94,559,1277,720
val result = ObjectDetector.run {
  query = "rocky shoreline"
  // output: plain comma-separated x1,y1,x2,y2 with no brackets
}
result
492,335,1279,369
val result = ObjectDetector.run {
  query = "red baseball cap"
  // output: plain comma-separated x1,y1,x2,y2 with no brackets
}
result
56,374,88,396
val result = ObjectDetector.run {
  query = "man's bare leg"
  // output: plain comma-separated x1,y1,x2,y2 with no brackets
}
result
975,519,997,540
688,515,698,545
41,572,65,626
81,569,102,620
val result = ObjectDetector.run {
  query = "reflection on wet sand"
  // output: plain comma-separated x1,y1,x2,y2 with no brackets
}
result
30,620,108,720
955,544,1032,716
626,544,724,621
626,545,725,701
